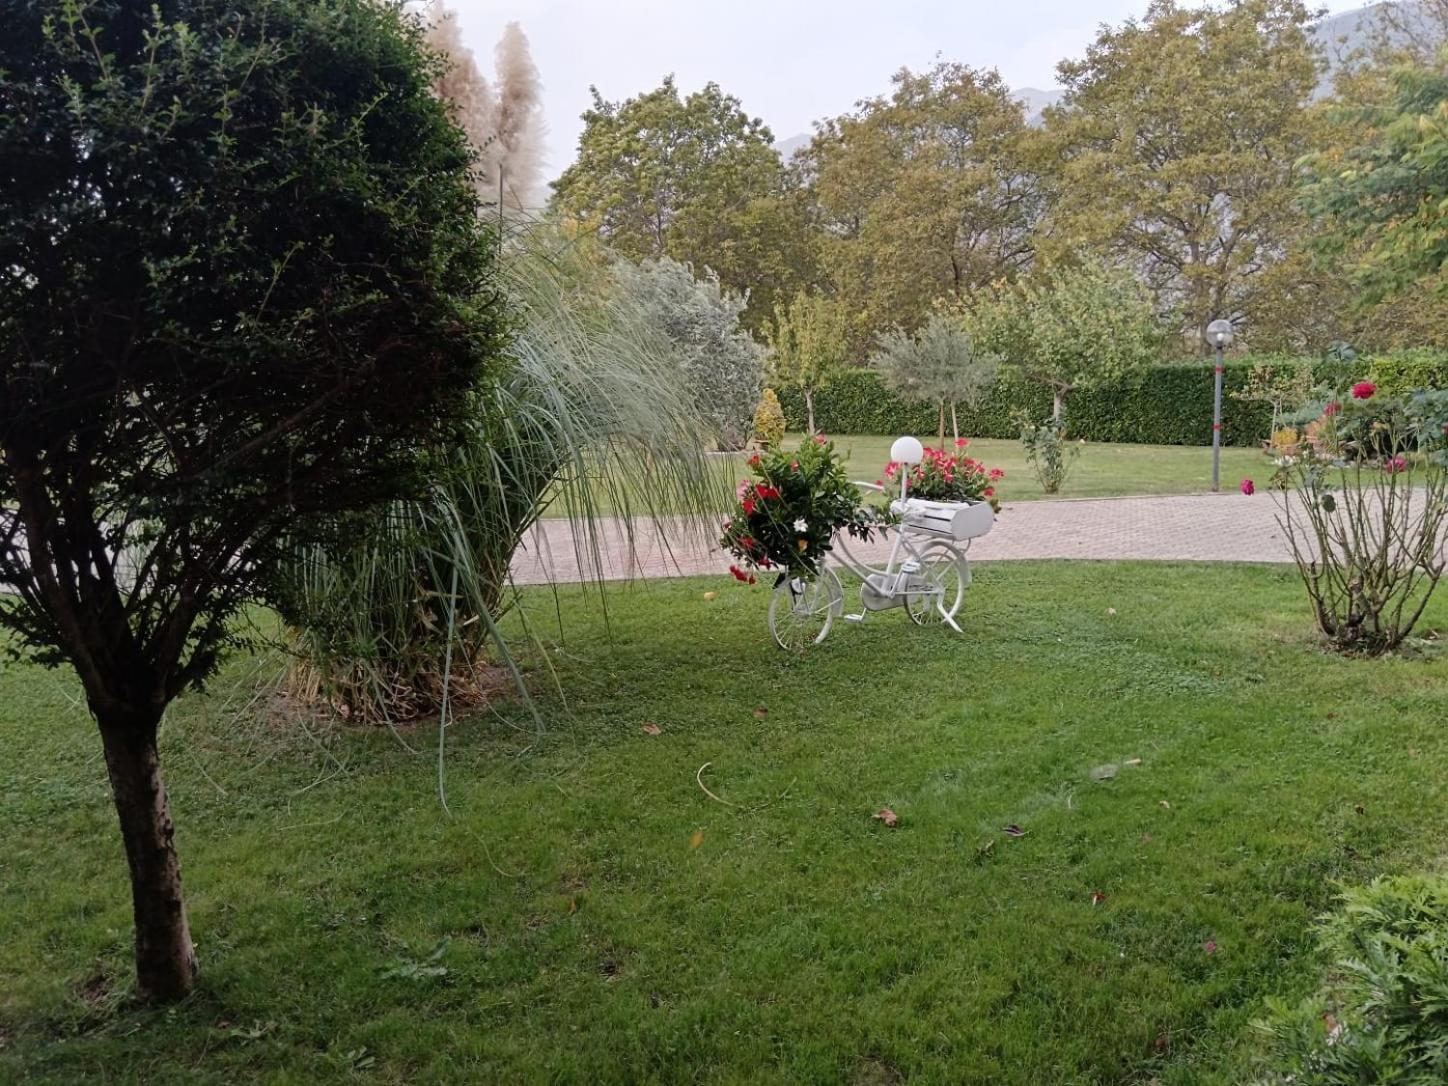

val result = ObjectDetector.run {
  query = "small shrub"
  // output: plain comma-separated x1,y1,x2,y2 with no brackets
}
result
753,388,786,449
1252,874,1448,1085
1014,412,1080,495
1272,384,1448,654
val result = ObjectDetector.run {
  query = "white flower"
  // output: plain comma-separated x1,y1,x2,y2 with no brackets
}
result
793,518,808,532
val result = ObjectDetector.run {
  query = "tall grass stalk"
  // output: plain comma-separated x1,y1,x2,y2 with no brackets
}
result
280,230,729,725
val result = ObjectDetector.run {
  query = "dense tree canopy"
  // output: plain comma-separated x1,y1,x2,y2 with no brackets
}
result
0,0,506,1002
1039,0,1323,352
800,62,1040,348
551,76,810,325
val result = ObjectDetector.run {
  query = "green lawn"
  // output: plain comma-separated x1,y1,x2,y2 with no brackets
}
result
3,563,1446,1084
542,436,1269,518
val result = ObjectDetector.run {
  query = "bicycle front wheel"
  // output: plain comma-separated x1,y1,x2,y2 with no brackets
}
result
905,542,970,627
768,569,843,650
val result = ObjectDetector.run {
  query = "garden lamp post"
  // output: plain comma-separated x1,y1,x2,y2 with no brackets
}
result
1206,319,1234,492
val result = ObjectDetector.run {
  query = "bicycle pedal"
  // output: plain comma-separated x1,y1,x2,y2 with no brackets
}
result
843,613,866,624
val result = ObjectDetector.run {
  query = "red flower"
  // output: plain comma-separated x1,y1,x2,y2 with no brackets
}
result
790,459,799,471
812,434,828,445
741,497,756,515
1384,456,1408,474
1351,381,1377,400
747,454,762,468
756,485,780,500
728,565,756,585
988,468,1005,481
983,487,995,497
1324,401,1341,417
954,437,969,448
1240,478,1255,496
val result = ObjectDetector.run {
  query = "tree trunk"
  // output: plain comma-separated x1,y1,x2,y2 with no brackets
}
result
99,716,197,1003
804,388,816,436
1052,389,1066,426
937,402,946,449
950,402,959,444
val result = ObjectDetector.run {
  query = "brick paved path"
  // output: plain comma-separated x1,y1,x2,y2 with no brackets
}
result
511,492,1300,585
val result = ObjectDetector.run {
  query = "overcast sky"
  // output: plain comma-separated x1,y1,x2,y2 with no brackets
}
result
444,0,1369,181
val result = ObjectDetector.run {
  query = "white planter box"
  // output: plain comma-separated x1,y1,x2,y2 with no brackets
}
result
890,497,995,541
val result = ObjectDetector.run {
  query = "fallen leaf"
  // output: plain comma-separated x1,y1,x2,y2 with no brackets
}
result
641,722,662,736
1003,824,1027,838
974,838,995,861
703,591,717,602
1125,758,1143,767
1090,763,1119,782
568,898,578,915
752,706,768,720
1159,799,1171,810
873,808,899,828
1204,940,1218,955
1141,832,1153,843
1354,804,1365,815
1107,607,1118,617
1091,890,1107,906
688,829,705,850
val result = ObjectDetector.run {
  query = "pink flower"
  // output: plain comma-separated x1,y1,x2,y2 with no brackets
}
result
1324,401,1341,417
736,480,752,499
812,434,828,445
790,459,799,471
1240,478,1255,496
954,437,969,448
1351,381,1377,400
1384,455,1408,474
1204,941,1218,955
988,468,1005,481
983,487,995,498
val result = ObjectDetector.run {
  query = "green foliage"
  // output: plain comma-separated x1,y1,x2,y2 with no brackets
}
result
798,61,1041,344
776,353,1448,447
280,233,724,724
752,388,786,449
1042,0,1324,347
767,291,850,433
1305,57,1448,302
719,439,880,579
1014,413,1081,495
970,261,1166,419
1253,875,1448,1085
610,256,765,451
551,76,807,325
870,313,998,442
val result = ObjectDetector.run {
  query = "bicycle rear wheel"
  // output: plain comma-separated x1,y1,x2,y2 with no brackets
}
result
768,569,843,650
905,542,969,627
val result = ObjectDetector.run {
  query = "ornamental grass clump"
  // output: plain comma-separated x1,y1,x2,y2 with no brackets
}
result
883,439,1005,510
1272,382,1448,654
719,438,883,583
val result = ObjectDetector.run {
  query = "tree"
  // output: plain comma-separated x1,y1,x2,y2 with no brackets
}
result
1040,0,1324,351
0,0,506,1001
971,262,1164,423
800,61,1042,348
767,292,850,435
1304,57,1448,302
870,314,998,446
612,257,765,451
552,77,807,324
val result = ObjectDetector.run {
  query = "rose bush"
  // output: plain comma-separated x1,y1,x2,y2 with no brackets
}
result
720,437,883,581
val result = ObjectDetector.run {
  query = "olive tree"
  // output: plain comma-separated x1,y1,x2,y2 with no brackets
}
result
0,0,506,1002
870,313,999,447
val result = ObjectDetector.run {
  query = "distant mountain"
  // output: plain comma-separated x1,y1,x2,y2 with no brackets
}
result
770,2,1421,155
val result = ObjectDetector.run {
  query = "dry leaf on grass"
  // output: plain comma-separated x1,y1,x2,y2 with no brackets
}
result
873,808,899,828
752,706,768,720
1091,890,1107,906
688,829,705,850
641,722,662,736
1003,824,1027,838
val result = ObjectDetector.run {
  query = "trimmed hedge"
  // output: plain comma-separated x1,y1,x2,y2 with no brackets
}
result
775,352,1448,446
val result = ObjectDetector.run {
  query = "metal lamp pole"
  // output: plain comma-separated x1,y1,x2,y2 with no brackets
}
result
1206,319,1234,493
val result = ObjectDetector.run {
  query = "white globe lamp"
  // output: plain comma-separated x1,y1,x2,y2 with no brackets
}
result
890,435,924,466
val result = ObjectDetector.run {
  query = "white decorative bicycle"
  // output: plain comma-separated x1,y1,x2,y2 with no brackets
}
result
768,436,997,651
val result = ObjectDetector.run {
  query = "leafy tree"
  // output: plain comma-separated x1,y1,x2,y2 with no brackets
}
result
612,257,765,450
971,262,1164,422
800,61,1041,347
552,77,810,324
869,314,998,446
767,292,850,435
1040,0,1324,351
1305,57,1448,301
0,0,506,1001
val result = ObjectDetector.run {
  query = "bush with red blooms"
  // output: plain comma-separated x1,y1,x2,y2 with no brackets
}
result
720,436,884,581
1269,381,1448,653
883,439,1005,510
